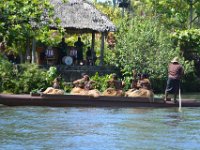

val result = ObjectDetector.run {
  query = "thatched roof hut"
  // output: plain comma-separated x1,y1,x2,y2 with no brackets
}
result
48,0,116,65
49,0,116,33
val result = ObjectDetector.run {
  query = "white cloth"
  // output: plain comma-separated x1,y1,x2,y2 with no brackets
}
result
45,47,54,57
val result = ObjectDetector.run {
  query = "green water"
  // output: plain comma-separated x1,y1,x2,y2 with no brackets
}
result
155,92,200,100
181,93,200,99
0,106,200,150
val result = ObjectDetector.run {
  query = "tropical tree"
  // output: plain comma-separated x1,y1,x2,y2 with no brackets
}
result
105,16,194,92
0,53,59,94
0,0,55,61
129,0,200,29
172,29,200,76
94,1,122,24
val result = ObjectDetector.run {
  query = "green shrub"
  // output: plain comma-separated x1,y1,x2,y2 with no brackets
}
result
0,54,16,93
0,54,60,94
90,72,111,92
16,64,48,93
105,16,194,93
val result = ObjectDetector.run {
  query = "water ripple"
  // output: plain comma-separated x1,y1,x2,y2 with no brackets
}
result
0,107,200,150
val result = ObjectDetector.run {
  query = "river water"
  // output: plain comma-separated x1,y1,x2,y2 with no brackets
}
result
0,105,200,150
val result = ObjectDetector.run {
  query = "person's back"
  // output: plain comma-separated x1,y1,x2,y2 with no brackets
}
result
84,80,95,90
138,78,151,90
73,78,85,88
86,48,92,58
74,37,84,48
168,63,184,79
107,78,122,90
165,57,184,103
113,79,123,90
59,38,67,55
58,38,68,64
103,74,124,96
74,37,84,63
42,76,64,95
52,77,61,89
71,75,88,95
137,74,151,90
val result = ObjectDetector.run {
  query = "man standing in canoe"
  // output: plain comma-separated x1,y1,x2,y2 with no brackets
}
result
164,57,184,103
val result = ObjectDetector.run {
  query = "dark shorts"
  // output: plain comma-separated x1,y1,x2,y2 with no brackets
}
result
165,78,180,94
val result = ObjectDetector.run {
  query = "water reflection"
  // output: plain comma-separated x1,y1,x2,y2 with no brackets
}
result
0,106,200,150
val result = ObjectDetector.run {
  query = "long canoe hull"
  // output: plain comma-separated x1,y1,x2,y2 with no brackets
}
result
0,94,200,108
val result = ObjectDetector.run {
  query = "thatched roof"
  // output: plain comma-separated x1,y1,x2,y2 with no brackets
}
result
49,0,116,33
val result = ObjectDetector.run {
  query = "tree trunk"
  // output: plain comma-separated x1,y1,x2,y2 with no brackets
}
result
31,38,36,63
26,38,31,63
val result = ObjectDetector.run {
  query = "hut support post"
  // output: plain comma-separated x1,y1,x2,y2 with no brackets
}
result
91,32,95,57
100,32,105,66
26,37,31,63
31,38,36,63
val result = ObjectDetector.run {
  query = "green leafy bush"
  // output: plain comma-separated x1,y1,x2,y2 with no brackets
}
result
90,72,111,92
0,55,60,94
105,17,194,93
45,66,59,85
0,54,16,93
16,64,48,93
171,29,200,58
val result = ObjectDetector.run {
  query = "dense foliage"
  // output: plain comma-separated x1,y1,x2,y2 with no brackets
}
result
0,54,59,94
172,29,200,55
0,0,55,59
172,28,200,77
129,0,200,29
0,0,200,93
105,17,194,92
90,72,111,92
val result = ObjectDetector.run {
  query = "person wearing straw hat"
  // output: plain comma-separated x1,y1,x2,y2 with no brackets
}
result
164,57,184,103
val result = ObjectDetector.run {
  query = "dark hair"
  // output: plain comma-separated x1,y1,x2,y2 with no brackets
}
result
112,73,118,80
81,72,87,77
141,73,149,78
137,73,141,77
83,75,90,81
55,76,62,82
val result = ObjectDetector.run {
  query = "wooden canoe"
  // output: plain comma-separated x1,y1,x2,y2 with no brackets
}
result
0,94,200,107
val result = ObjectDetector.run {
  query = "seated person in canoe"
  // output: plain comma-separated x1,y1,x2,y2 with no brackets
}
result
102,73,124,96
43,76,65,95
71,73,86,94
126,73,154,101
125,69,139,96
71,74,101,97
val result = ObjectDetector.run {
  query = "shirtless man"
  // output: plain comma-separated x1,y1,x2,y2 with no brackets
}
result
103,73,124,96
71,74,100,97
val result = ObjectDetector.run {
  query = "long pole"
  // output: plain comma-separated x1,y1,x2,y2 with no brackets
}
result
178,86,182,112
